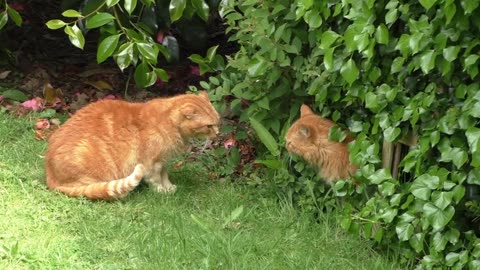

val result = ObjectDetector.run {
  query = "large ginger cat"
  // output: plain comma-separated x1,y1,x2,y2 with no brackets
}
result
285,104,358,182
45,91,220,199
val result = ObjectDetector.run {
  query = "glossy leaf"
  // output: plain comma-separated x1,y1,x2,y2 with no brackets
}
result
423,203,455,231
86,12,115,29
62,9,83,17
124,0,138,14
192,0,210,21
396,222,414,241
169,0,187,22
0,11,7,30
46,19,66,30
419,0,438,10
134,62,156,88
6,5,22,26
64,24,85,49
97,34,121,63
420,50,436,74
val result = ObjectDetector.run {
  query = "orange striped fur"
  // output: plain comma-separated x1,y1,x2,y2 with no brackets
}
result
45,91,220,199
285,104,358,183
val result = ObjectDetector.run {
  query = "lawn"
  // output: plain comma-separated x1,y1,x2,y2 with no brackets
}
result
0,112,401,269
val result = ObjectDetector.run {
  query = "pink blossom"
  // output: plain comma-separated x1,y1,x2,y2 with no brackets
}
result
0,95,4,102
190,65,200,76
21,98,43,111
156,32,164,43
102,94,117,100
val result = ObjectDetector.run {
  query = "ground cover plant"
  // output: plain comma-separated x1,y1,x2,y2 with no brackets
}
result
201,0,480,268
0,112,401,269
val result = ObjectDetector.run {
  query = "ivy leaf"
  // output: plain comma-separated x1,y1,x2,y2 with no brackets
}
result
396,222,414,241
432,191,453,210
97,34,121,63
432,231,448,252
169,0,187,22
419,0,438,10
409,174,440,200
319,30,340,49
370,168,392,184
443,46,460,62
249,117,280,156
328,126,346,142
420,50,436,74
304,10,322,29
375,24,389,45
423,203,455,231
409,233,425,252
440,147,468,169
384,127,401,142
340,59,359,85
86,12,115,29
466,127,480,153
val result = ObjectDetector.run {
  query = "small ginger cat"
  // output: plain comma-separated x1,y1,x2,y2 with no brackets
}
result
45,91,220,199
285,104,358,182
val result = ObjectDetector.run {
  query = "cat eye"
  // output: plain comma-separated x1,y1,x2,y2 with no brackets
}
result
299,126,310,137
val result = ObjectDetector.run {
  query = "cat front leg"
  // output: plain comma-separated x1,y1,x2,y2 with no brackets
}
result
146,162,176,194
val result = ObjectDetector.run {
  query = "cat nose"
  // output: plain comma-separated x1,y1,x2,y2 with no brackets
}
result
213,127,219,135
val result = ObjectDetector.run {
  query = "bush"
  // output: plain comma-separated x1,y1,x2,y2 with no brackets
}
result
203,0,480,268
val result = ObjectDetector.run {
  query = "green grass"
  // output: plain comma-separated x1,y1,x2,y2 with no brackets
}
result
0,112,401,270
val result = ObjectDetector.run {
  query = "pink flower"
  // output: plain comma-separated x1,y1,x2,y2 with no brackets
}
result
21,98,43,111
156,32,164,43
190,65,200,76
0,95,4,102
102,94,116,100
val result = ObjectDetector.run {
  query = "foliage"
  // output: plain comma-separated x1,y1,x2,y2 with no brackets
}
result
0,0,23,30
202,0,480,268
45,0,222,88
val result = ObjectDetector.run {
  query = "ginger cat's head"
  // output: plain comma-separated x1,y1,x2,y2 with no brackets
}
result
173,91,221,140
285,104,357,182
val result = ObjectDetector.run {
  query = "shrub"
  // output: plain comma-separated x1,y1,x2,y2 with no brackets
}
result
203,0,480,268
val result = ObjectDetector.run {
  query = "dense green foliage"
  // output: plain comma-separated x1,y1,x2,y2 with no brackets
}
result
45,0,222,87
201,0,480,268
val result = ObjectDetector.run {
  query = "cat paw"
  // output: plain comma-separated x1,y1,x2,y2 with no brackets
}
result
153,184,177,194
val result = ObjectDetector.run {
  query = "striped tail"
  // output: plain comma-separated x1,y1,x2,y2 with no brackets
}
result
54,164,145,200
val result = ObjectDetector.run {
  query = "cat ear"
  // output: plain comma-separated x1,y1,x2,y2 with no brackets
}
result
299,125,310,137
300,104,314,117
180,105,197,119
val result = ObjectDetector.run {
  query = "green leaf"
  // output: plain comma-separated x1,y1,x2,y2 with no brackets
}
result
6,5,22,26
420,50,436,74
61,9,83,18
409,233,424,252
169,0,187,22
106,0,120,7
1,89,28,102
46,19,66,30
385,9,398,25
466,127,480,153
443,46,460,62
432,191,453,210
124,0,138,14
248,57,269,77
370,168,392,184
384,127,401,142
328,126,346,142
206,45,219,62
154,68,169,82
114,43,134,70
64,25,85,49
319,30,340,49
432,231,448,252
365,92,379,112
410,174,440,200
97,34,121,63
464,54,479,68
340,59,359,85
0,11,8,30
192,0,210,21
396,222,414,241
423,203,455,231
249,117,280,156
134,62,156,88
375,24,389,45
136,42,159,63
304,10,322,28
86,12,115,29
419,0,438,10
440,147,468,169
379,182,396,196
